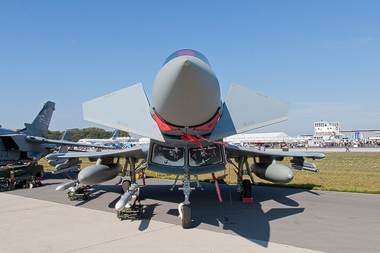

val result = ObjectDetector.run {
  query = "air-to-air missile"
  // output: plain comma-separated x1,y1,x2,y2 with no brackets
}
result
115,183,139,211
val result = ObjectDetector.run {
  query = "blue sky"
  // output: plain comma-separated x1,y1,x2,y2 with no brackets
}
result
1,1,379,136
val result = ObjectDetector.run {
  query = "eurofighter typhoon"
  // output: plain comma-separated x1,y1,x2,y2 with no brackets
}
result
48,49,324,228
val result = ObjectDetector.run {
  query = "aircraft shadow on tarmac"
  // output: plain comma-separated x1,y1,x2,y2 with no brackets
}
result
40,182,61,187
100,179,319,247
40,173,319,247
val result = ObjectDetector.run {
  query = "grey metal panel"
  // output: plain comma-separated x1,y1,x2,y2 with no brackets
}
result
226,145,325,159
210,83,289,141
83,83,164,142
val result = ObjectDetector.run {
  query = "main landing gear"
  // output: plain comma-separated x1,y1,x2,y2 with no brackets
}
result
228,157,255,202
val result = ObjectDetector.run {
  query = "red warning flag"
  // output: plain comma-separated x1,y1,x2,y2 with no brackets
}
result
181,132,210,155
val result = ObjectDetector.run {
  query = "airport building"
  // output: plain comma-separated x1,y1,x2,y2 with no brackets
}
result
312,121,343,145
224,121,380,147
223,132,310,147
312,120,380,145
341,130,380,142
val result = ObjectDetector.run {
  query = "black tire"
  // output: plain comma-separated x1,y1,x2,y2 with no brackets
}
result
182,205,192,229
36,169,44,178
121,180,131,194
242,179,252,198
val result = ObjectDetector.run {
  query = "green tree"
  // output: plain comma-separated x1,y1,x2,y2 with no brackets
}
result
117,130,130,137
47,130,64,140
45,128,130,142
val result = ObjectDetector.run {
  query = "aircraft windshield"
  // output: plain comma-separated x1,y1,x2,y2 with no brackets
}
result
163,49,211,67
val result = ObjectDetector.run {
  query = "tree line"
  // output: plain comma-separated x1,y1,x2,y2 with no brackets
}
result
46,128,130,142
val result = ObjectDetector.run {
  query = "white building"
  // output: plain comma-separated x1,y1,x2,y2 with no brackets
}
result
312,120,343,145
224,132,309,147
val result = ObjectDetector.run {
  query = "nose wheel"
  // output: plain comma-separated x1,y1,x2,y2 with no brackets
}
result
179,203,192,229
178,169,194,228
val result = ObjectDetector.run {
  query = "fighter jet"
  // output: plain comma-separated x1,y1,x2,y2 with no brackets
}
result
0,102,112,167
48,49,324,228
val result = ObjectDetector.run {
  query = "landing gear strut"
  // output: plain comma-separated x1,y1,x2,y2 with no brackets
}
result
178,169,194,229
228,157,254,202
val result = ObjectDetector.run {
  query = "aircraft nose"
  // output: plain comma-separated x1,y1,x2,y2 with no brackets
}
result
183,59,190,67
152,56,221,127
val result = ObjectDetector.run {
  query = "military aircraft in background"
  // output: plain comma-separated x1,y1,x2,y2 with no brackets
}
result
48,130,83,174
0,102,113,185
0,101,58,166
48,49,324,228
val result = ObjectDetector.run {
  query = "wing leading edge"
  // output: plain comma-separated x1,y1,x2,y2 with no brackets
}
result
46,145,148,160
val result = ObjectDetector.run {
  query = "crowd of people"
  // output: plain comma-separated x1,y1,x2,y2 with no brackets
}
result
318,140,379,148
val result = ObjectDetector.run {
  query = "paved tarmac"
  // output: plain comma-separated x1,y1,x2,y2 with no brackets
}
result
1,172,380,253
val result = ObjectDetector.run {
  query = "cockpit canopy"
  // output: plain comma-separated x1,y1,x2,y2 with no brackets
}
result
163,49,211,67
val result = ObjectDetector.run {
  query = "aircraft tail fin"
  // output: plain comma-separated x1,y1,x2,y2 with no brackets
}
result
22,101,56,137
210,84,289,140
61,130,71,141
111,130,119,140
58,130,71,153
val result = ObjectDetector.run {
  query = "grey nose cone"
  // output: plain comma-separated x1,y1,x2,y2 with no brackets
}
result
152,56,221,127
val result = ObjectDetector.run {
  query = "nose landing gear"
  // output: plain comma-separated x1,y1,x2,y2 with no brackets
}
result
178,169,194,229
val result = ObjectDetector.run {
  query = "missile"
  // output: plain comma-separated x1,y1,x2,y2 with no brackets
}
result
298,166,319,173
50,157,81,169
49,159,68,167
290,158,319,172
115,183,139,211
55,180,79,191
52,166,80,174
